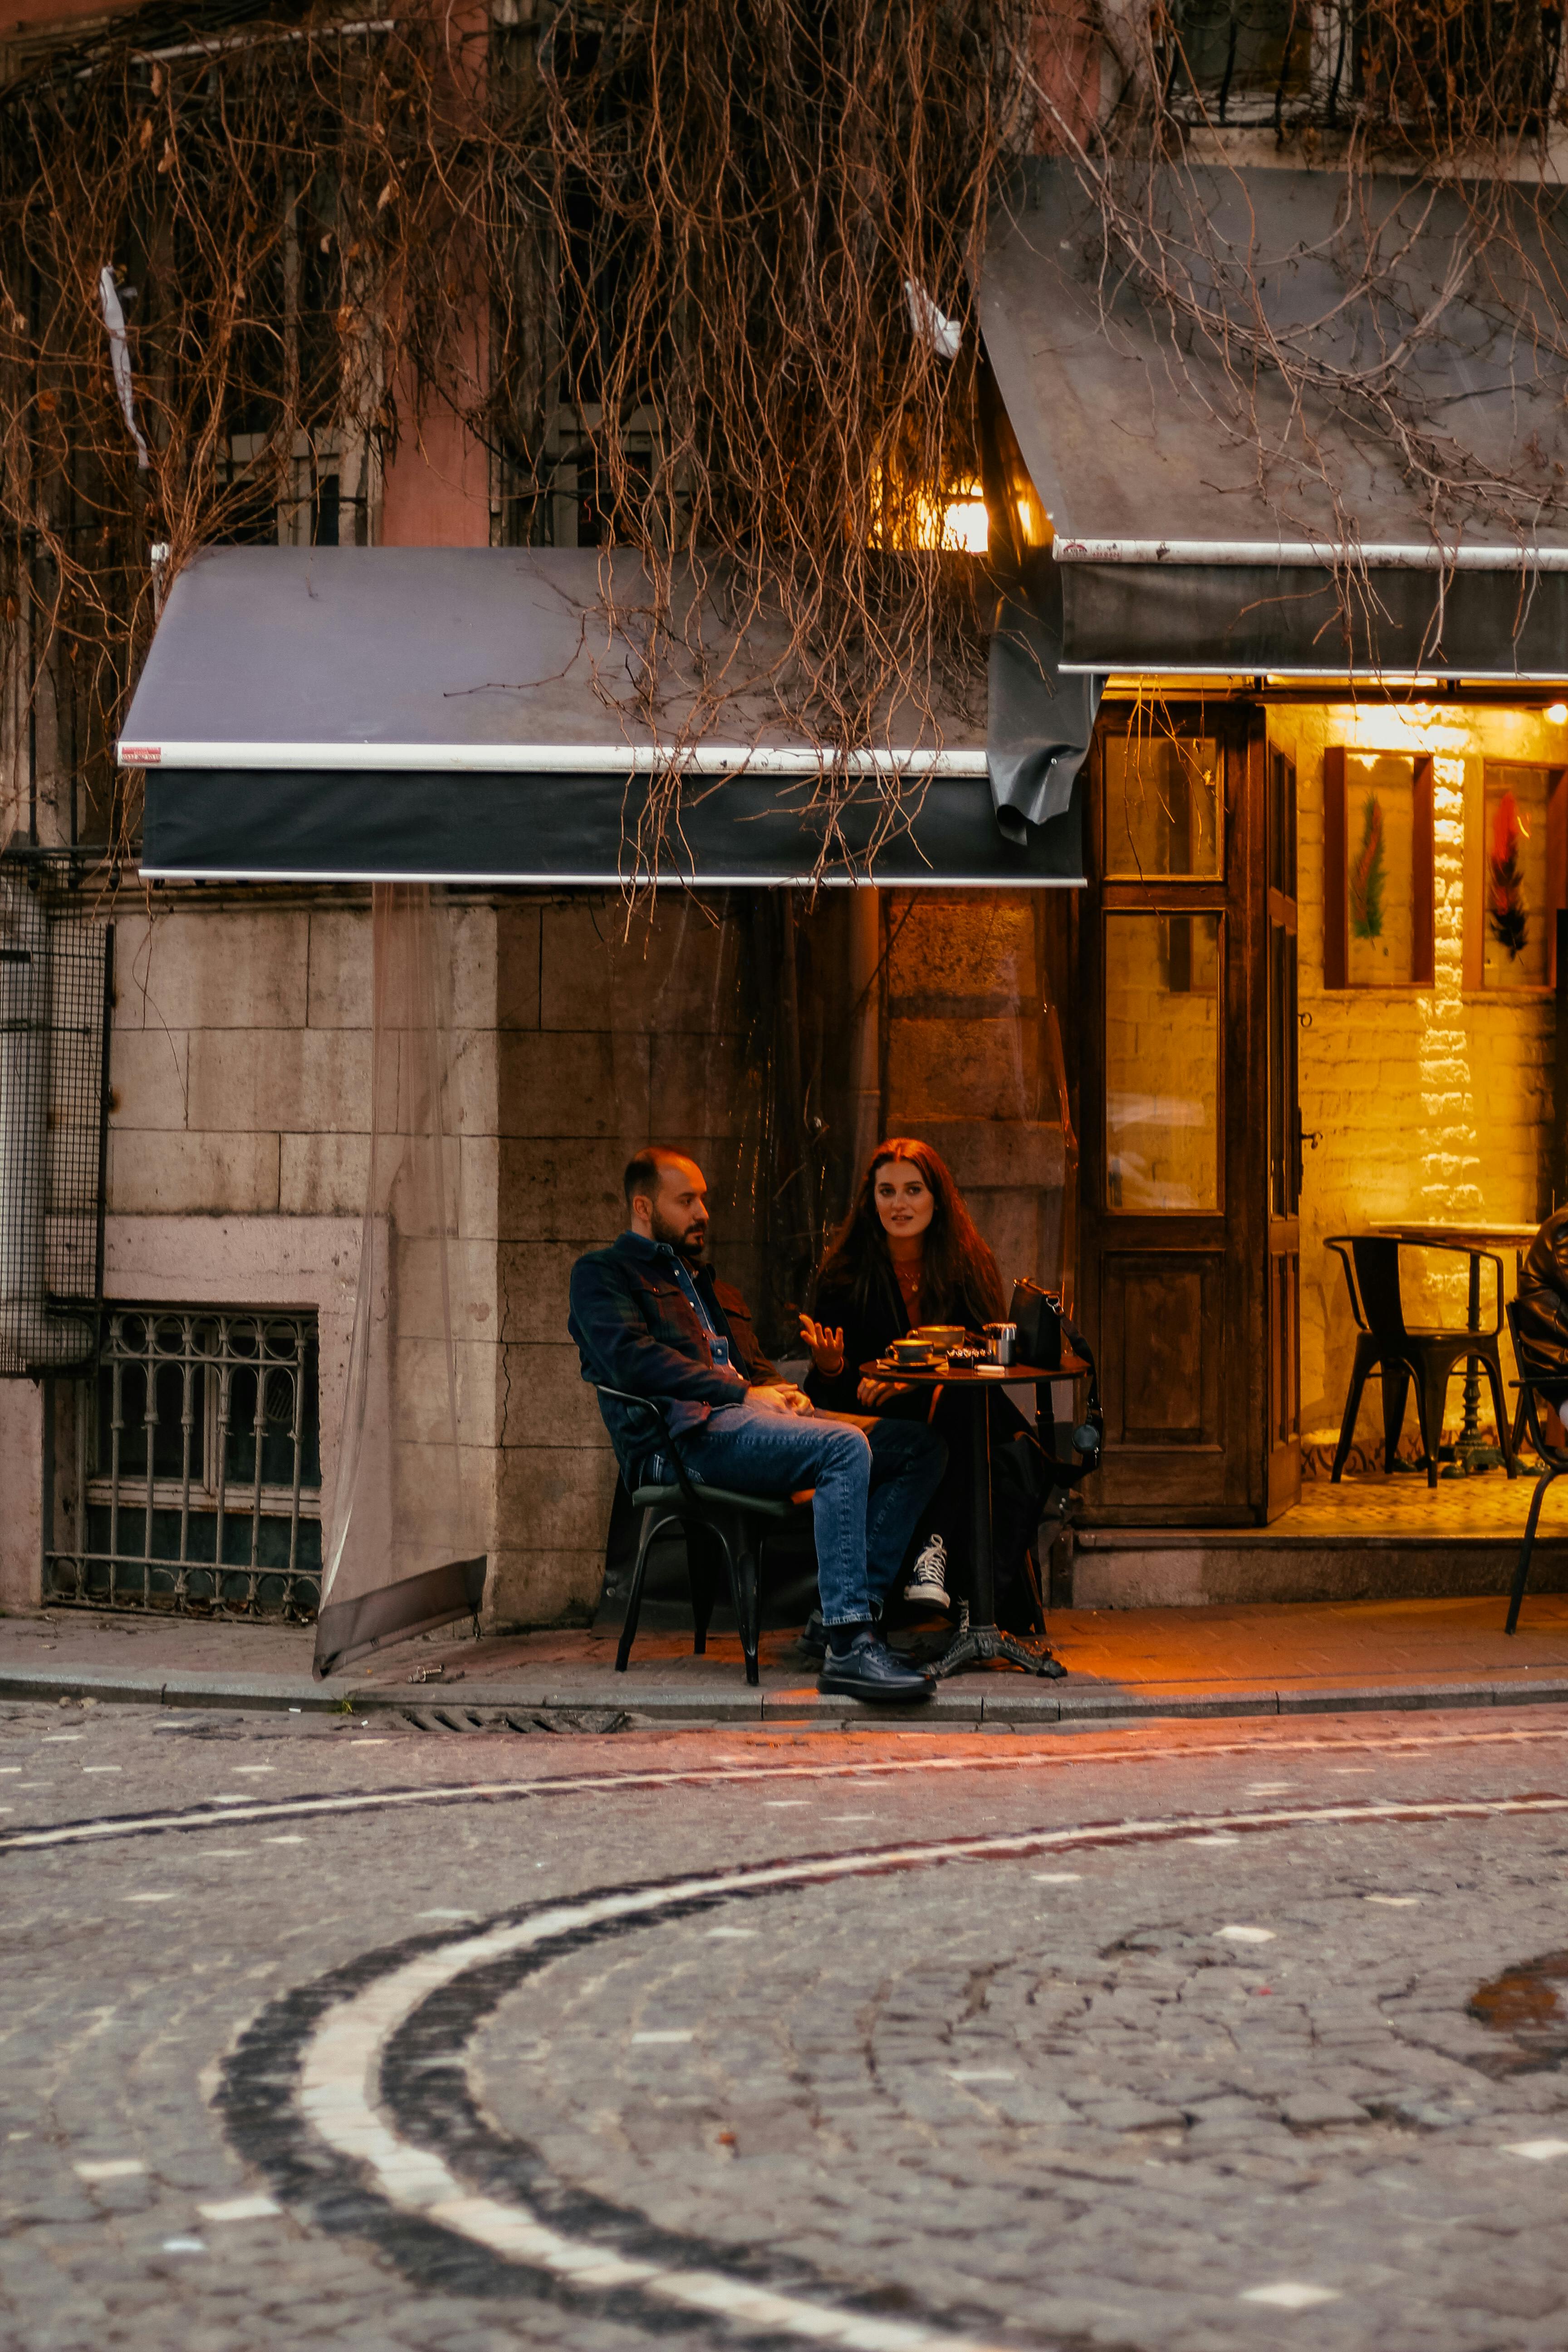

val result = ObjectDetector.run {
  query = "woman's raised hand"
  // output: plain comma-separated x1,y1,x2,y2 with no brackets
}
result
798,1314,845,1377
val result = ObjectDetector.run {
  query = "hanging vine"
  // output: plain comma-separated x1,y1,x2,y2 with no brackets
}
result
5,0,1564,884
0,0,1033,877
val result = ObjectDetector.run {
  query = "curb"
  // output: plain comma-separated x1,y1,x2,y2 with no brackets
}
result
5,1662,1568,1726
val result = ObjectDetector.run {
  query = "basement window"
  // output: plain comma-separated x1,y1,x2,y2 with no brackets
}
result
45,1307,322,1619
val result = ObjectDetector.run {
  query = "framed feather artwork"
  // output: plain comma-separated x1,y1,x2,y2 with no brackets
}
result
1323,749,1434,989
1468,763,1566,991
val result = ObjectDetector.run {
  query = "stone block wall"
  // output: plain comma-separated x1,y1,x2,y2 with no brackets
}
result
93,887,504,1607
881,892,1069,1295
490,894,765,1628
1271,702,1558,1435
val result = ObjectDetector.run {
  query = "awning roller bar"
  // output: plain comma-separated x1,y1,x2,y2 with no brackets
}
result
1054,539,1568,571
117,737,991,777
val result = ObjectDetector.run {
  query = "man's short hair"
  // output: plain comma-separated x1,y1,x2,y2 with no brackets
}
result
623,1145,691,1208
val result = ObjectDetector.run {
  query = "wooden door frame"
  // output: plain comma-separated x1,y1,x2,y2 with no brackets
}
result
1077,702,1266,1527
1262,724,1302,1520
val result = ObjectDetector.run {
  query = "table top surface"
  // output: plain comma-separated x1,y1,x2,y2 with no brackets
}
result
1375,1222,1539,1248
860,1354,1089,1384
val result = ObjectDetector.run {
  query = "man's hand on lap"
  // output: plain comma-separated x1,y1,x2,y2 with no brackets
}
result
749,1382,814,1417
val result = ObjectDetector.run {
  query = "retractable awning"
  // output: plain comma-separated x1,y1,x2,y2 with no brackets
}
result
119,545,1084,885
980,159,1568,680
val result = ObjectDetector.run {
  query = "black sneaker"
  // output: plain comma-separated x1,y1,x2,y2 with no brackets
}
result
818,1633,934,1704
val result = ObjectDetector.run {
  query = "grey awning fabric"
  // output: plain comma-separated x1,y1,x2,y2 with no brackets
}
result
142,762,1083,886
121,545,1083,883
980,159,1568,679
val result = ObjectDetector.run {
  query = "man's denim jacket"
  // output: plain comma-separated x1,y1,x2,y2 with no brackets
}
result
568,1229,779,1485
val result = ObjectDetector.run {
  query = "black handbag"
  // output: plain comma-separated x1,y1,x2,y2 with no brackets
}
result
1008,1279,1103,1476
1009,1277,1062,1371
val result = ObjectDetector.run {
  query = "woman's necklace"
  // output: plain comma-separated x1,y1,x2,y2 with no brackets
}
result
893,1255,922,1319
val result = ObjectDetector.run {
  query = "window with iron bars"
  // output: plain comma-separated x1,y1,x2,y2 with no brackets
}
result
45,1307,323,1619
1160,0,1565,133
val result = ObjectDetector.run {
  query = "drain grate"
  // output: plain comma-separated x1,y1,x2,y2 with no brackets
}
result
397,1706,632,1736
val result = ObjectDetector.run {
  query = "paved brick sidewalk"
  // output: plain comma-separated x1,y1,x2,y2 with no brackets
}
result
6,1589,1568,1725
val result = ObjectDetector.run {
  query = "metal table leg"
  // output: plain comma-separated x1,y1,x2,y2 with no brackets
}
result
930,1385,1065,1681
1445,1248,1501,1475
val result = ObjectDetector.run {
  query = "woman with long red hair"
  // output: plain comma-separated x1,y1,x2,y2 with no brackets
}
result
800,1137,1036,1620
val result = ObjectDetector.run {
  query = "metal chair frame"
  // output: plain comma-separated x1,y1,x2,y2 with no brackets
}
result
1326,1235,1516,1489
597,1387,805,1688
1503,1300,1568,1636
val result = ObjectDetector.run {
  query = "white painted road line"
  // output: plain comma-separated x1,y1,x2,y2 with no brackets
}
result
271,1793,1568,2352
12,1722,1568,1855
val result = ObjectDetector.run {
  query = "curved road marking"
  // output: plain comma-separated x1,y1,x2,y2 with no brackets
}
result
10,1716,1568,1854
269,1793,1568,2352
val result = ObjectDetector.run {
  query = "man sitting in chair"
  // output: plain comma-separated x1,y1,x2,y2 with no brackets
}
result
568,1146,944,1703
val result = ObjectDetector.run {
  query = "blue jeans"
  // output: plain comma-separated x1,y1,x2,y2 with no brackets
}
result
650,1401,946,1626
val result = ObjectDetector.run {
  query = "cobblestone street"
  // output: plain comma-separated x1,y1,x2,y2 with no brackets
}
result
7,1700,1568,2352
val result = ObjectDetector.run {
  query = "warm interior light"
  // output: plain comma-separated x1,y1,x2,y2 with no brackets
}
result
873,470,989,553
1547,702,1568,724
942,492,990,554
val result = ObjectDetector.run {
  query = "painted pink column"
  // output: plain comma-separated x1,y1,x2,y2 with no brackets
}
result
379,2,492,550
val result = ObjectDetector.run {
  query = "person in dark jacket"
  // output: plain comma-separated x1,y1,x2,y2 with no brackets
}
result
1513,1205,1568,1413
800,1137,1037,1620
568,1145,946,1703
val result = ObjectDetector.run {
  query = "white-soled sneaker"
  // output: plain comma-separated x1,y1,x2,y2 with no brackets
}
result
903,1534,950,1610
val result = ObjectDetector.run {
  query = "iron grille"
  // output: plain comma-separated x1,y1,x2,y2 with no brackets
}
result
0,874,113,1377
45,1307,323,1618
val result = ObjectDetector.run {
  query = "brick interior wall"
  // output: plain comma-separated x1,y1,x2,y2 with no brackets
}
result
1270,702,1559,1438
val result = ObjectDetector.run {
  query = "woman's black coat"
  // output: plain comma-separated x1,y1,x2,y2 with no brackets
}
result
804,1263,1042,1625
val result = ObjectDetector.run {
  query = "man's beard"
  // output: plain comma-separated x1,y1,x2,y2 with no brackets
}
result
650,1204,705,1259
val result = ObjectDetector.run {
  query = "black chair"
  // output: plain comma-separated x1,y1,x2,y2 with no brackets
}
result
598,1387,808,1688
1326,1235,1516,1490
1503,1300,1568,1635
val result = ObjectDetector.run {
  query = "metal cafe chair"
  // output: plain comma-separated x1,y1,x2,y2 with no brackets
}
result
1326,1235,1516,1490
597,1387,808,1688
1503,1300,1568,1635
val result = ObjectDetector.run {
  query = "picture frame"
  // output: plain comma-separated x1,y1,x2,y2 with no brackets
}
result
1323,746,1435,990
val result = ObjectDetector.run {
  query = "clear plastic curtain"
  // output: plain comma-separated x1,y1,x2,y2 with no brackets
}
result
314,882,480,1676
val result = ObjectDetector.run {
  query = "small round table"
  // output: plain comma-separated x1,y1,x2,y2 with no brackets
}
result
859,1353,1090,1680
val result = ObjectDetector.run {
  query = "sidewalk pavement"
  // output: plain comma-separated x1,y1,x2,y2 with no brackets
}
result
6,1591,1568,1724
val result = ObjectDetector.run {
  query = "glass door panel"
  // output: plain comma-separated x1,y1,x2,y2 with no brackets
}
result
1104,910,1221,1213
1105,735,1222,878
